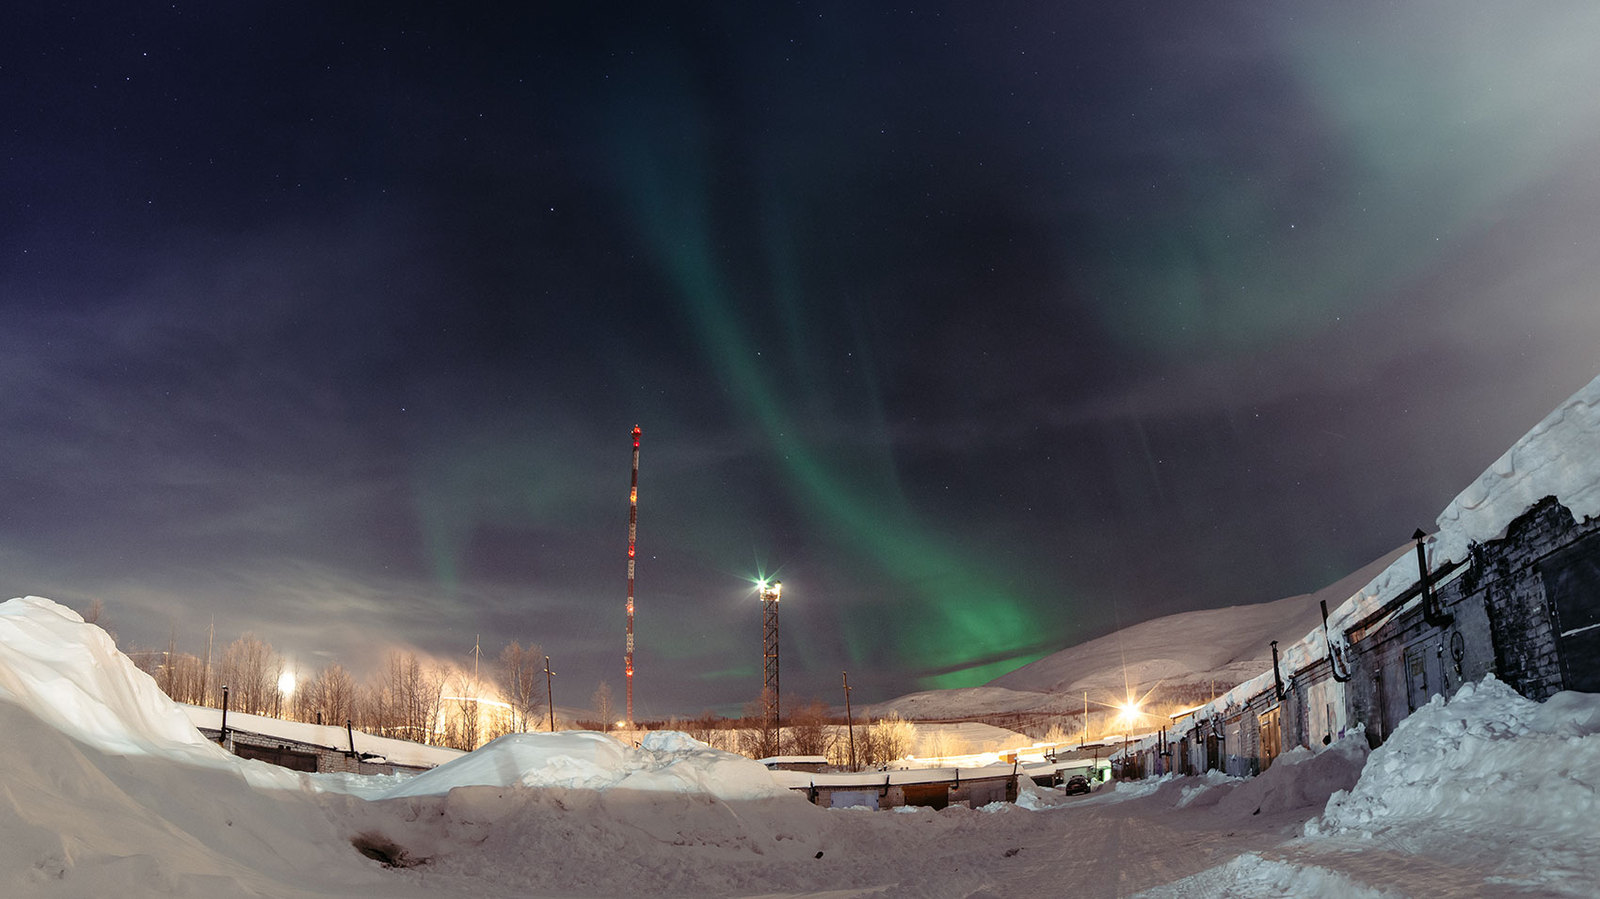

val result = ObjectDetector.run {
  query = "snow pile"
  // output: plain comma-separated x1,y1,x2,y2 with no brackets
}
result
1312,676,1600,838
1137,853,1401,899
0,597,232,764
1304,675,1600,895
1209,734,1368,818
1100,732,1367,819
382,730,794,801
0,596,406,897
1013,774,1072,810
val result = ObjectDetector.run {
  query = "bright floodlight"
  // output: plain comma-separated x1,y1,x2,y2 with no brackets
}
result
278,670,297,697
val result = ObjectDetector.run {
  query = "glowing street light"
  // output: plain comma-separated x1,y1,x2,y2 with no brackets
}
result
275,669,296,719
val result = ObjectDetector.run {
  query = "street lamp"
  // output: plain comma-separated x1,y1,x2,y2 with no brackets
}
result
1117,699,1140,779
759,579,782,751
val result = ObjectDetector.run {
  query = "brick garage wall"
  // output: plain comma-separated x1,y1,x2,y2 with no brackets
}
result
1476,498,1574,700
1345,496,1600,745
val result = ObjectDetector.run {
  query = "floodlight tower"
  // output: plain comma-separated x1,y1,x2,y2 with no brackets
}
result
760,580,782,729
625,425,641,727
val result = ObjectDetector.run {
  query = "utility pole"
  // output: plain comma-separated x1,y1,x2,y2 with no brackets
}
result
843,671,856,771
544,655,556,733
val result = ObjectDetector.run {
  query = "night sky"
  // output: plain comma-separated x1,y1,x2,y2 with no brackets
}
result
6,3,1600,716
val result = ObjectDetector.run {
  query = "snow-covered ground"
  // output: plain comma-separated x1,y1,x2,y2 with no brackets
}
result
3,594,1598,897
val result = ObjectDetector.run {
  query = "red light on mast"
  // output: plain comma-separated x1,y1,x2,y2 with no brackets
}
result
624,425,641,727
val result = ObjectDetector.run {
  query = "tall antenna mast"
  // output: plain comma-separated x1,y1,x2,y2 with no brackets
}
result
760,580,781,734
625,425,641,727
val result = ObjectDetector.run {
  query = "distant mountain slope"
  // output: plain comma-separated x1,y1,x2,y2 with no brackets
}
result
866,543,1409,721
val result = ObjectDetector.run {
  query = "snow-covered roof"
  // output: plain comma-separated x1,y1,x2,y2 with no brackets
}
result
757,754,830,766
182,705,463,769
770,763,1019,790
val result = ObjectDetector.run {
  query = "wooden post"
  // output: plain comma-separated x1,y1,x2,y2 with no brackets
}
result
843,671,856,771
545,656,556,732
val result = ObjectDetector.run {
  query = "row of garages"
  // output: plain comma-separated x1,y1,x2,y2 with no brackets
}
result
1121,494,1600,779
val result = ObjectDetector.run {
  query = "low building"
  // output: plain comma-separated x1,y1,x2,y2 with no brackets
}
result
774,765,1020,810
183,706,461,775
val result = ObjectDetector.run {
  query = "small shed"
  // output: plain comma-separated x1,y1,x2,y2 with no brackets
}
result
775,765,1020,811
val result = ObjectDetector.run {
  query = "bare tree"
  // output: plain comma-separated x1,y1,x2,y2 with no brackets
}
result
80,597,117,643
863,713,917,767
300,663,358,726
499,641,543,732
448,668,483,750
921,727,968,761
162,652,209,705
738,690,782,759
592,681,614,732
686,710,716,745
366,651,445,744
163,628,179,697
219,634,279,715
787,699,833,757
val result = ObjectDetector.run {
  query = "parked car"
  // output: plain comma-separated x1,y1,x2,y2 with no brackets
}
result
1063,774,1091,795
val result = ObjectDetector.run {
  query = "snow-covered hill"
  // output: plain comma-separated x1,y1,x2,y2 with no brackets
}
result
997,543,1409,695
866,544,1409,721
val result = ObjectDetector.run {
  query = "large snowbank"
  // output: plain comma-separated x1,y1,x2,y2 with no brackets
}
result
0,596,234,764
382,729,795,801
1147,676,1600,897
1307,676,1600,894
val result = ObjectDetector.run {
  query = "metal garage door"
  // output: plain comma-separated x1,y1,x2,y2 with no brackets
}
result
1540,531,1600,693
